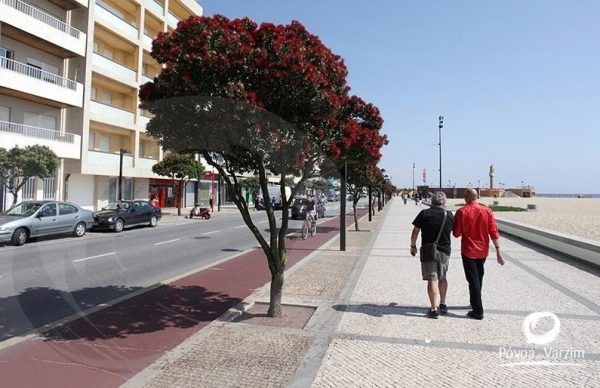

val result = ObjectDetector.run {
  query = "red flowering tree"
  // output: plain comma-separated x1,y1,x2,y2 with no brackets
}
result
140,15,384,316
328,96,387,229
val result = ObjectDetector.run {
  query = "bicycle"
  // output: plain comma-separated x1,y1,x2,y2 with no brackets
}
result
301,210,317,240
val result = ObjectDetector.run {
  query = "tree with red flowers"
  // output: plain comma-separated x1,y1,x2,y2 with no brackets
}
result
140,15,385,316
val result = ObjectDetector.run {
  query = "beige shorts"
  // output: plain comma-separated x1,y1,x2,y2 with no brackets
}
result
421,253,450,280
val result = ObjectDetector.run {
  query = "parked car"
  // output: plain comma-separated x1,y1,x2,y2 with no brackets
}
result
327,193,340,202
0,201,94,246
93,200,161,232
291,198,326,220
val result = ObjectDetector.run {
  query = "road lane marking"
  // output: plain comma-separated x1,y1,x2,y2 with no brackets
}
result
203,230,220,235
73,252,116,263
234,225,246,229
154,239,180,246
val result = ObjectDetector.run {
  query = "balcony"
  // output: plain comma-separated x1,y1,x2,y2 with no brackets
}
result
142,33,153,51
0,0,86,57
0,57,83,107
138,114,151,129
89,100,135,128
143,0,163,17
141,74,153,84
166,11,180,29
95,3,138,42
178,0,203,16
92,52,137,86
0,120,81,159
86,150,134,176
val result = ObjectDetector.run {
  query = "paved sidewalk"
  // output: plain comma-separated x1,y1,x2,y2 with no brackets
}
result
129,198,599,387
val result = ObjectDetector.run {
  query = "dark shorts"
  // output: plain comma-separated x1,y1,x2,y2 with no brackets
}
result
421,253,450,280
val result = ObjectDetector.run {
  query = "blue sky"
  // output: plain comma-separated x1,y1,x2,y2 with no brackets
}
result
198,1,599,193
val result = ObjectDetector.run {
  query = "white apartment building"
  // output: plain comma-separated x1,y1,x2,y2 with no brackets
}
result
0,0,203,211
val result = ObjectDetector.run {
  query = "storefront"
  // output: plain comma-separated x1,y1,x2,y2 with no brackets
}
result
149,178,181,208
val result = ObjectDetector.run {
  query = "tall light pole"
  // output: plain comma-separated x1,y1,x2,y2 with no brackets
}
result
438,116,443,189
412,162,415,190
118,148,130,201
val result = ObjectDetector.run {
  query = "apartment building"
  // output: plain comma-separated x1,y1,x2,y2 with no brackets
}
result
0,0,203,211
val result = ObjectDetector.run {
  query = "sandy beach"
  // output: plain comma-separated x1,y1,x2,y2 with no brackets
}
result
445,197,600,242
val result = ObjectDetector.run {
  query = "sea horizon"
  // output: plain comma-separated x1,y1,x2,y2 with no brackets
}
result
537,193,600,198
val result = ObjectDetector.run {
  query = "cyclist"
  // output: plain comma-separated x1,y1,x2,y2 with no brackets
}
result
306,196,318,221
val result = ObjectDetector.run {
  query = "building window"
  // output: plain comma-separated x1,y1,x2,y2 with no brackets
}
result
22,177,36,200
109,177,133,202
24,112,57,131
0,105,9,122
43,177,56,200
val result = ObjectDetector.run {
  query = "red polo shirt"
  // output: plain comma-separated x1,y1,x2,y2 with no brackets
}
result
452,201,500,259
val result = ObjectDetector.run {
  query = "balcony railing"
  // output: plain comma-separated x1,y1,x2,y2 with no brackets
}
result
90,100,135,126
0,120,75,143
92,52,137,84
1,0,82,38
0,57,77,90
143,0,163,16
143,33,153,51
167,11,180,28
95,3,138,40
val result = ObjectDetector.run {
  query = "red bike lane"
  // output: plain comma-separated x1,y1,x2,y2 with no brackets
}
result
0,209,367,388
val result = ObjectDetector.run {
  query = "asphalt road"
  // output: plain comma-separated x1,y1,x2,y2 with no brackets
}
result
0,201,348,341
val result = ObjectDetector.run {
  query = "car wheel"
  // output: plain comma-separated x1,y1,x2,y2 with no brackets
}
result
114,219,124,233
73,222,87,237
149,215,158,227
11,228,28,246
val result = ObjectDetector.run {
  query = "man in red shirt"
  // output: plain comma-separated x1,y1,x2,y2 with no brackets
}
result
452,188,504,320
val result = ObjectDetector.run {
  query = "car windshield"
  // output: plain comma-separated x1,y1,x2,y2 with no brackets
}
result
293,199,308,206
2,202,43,216
102,202,130,210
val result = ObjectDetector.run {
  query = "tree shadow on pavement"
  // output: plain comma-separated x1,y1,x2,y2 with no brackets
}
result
0,285,240,342
332,302,472,319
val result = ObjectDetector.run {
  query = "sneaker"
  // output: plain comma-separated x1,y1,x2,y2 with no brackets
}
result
467,310,484,320
427,309,439,319
439,304,448,314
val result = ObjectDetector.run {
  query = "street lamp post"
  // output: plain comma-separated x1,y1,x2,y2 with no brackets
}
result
412,162,415,190
118,148,130,201
438,116,443,189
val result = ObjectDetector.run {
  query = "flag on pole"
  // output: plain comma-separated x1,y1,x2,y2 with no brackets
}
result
422,169,426,184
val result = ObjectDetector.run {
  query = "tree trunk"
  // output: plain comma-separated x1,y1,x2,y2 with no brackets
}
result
353,201,359,231
268,270,284,317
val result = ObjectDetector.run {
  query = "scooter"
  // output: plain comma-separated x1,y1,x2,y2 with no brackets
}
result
189,204,211,219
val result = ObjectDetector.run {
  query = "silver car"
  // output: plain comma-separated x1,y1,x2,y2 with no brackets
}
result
0,201,94,246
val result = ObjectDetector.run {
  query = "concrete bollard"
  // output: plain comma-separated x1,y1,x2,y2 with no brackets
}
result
527,204,537,211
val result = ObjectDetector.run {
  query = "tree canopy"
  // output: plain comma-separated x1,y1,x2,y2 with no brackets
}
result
0,145,59,206
139,15,387,316
152,153,205,215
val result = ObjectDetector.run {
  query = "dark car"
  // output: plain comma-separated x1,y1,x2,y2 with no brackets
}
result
93,200,161,232
291,198,325,220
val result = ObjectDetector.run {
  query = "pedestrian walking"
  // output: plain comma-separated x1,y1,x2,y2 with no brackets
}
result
410,191,454,319
452,188,505,320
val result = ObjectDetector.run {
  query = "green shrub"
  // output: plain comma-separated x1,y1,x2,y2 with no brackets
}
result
489,205,527,212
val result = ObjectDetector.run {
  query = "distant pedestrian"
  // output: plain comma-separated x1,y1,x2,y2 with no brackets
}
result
410,192,454,319
453,188,505,320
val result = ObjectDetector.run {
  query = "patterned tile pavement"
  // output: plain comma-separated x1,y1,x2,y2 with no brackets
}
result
128,199,600,387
